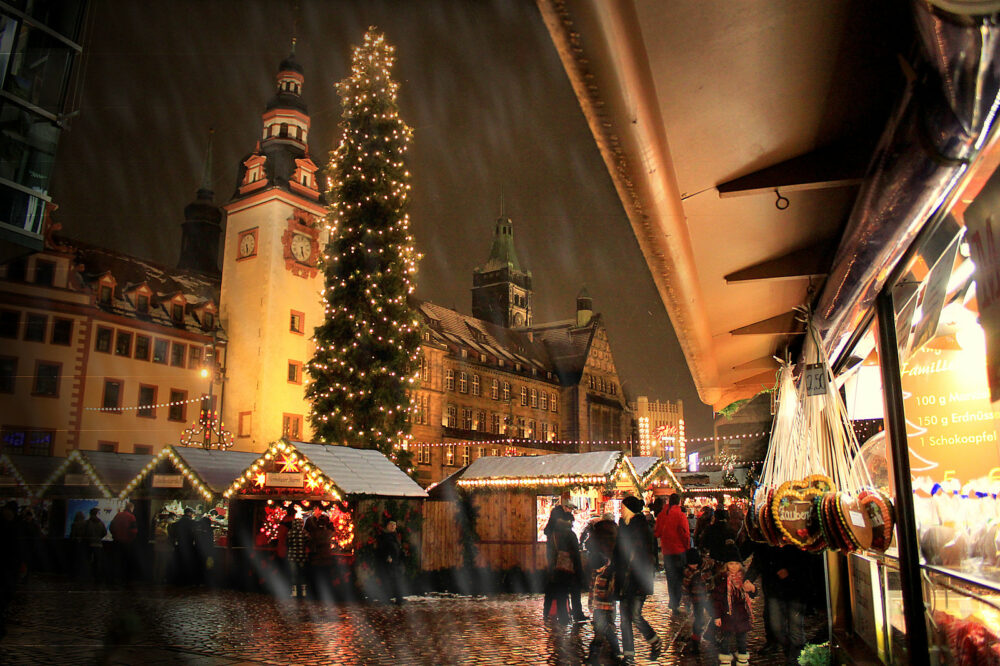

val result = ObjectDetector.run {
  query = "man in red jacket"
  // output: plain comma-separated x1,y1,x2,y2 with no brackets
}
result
654,493,690,612
109,502,138,584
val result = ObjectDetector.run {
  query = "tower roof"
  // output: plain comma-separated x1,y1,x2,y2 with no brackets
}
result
477,215,527,274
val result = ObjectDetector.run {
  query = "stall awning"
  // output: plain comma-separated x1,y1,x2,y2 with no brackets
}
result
0,454,65,498
224,440,428,500
629,456,682,492
118,445,261,502
456,450,641,491
38,450,153,498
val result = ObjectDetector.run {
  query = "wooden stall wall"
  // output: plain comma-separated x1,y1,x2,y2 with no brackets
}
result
472,492,545,572
420,500,463,570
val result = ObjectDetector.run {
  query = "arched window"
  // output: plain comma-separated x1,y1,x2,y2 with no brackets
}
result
280,123,289,138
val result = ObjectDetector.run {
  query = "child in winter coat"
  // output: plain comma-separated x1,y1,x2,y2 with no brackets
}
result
711,546,755,666
682,547,714,651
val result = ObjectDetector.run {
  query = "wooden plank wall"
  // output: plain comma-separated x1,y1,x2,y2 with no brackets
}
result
420,500,462,570
473,493,546,571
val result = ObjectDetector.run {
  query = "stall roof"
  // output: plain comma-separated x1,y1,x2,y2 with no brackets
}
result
628,456,660,480
0,454,65,497
118,446,262,501
629,456,683,492
455,450,643,491
39,450,153,498
295,443,427,497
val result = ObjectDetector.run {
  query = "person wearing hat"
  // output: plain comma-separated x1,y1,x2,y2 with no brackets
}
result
711,545,755,666
542,493,586,623
616,495,662,661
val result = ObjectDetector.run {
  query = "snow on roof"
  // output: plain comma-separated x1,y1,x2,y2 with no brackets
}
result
627,456,660,479
294,443,427,498
170,448,261,493
459,450,622,481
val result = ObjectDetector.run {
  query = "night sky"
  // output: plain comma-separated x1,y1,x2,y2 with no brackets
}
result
49,0,716,445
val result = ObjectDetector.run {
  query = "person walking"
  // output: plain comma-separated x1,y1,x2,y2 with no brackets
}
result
654,493,690,612
309,515,335,601
694,505,714,550
109,502,138,584
376,520,405,604
168,507,197,585
702,507,739,562
84,507,108,582
286,516,309,598
586,519,621,663
681,547,714,653
711,545,755,666
616,495,662,662
746,543,815,664
543,494,584,622
547,516,584,625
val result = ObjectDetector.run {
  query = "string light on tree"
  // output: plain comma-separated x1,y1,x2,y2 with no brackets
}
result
306,27,420,474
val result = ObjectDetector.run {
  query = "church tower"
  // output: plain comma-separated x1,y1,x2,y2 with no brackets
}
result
177,130,222,275
219,45,326,451
471,214,533,328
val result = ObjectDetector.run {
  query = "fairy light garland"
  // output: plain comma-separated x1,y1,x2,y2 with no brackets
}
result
0,454,29,495
38,450,113,498
118,445,214,503
222,440,343,501
85,395,206,413
179,411,234,450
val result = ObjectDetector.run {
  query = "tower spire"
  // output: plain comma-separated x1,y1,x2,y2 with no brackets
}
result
198,128,215,196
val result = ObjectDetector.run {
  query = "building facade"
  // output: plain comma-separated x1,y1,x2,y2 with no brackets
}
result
630,396,685,464
0,1,89,254
0,49,632,487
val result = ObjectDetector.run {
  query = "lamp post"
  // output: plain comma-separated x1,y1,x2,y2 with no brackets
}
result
200,326,226,449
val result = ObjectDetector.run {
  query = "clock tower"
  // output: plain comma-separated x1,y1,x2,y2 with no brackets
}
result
220,46,326,451
471,214,532,328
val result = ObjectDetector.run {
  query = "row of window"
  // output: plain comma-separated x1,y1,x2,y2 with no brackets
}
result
588,374,618,395
1,357,61,397
98,380,193,421
94,325,206,369
0,309,73,344
443,369,558,411
442,403,557,440
414,444,521,467
0,428,156,458
94,286,214,330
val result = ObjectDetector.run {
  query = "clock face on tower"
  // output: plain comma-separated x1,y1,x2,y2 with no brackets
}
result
290,233,312,262
281,213,320,278
237,228,258,260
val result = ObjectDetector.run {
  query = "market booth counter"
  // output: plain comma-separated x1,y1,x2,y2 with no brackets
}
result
222,440,427,597
35,449,153,572
118,445,260,585
439,450,643,583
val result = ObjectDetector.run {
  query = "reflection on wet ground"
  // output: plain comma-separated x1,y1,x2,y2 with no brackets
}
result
3,575,825,664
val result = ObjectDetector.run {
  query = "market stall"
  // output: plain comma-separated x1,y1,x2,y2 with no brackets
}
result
630,456,683,497
222,439,426,595
0,453,64,501
116,445,260,583
445,450,643,573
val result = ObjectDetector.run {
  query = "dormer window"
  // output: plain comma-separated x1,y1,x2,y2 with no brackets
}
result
136,295,149,314
203,312,214,330
99,285,112,305
171,303,184,324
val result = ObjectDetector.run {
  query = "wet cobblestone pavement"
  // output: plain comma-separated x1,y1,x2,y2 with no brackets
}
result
2,575,825,665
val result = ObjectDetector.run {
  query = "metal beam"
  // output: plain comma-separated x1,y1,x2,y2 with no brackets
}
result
725,240,836,283
717,141,872,198
729,310,805,336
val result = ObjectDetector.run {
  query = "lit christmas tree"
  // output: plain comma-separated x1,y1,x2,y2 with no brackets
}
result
307,28,420,470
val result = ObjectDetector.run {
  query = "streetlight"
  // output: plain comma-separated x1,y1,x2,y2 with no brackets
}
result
199,326,227,449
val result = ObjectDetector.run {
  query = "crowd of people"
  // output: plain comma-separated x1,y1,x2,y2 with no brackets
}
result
542,492,823,665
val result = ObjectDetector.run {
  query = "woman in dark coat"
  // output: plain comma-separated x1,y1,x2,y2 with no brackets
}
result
616,496,662,660
702,507,739,562
546,518,583,625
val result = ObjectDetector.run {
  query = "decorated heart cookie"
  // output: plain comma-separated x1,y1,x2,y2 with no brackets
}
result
858,488,894,552
772,480,825,549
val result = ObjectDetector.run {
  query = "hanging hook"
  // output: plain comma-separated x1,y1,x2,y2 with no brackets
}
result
775,189,789,210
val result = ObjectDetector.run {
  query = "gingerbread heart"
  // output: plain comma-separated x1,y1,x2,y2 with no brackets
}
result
838,494,873,550
772,480,825,549
858,488,894,552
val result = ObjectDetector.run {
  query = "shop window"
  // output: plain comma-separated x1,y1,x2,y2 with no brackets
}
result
97,441,117,453
1,428,54,456
133,444,153,455
51,318,73,345
135,335,150,361
288,360,302,384
95,326,113,353
170,342,186,367
24,314,46,342
32,362,60,397
152,339,168,364
0,357,15,393
445,368,455,391
290,310,304,334
168,389,186,422
137,385,156,418
0,310,19,338
282,413,302,439
102,379,123,412
115,330,132,357
238,411,252,437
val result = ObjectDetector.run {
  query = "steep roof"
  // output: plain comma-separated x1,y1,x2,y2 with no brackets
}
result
293,443,427,498
0,454,65,497
39,450,154,498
